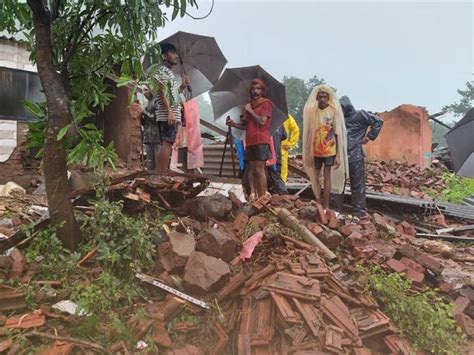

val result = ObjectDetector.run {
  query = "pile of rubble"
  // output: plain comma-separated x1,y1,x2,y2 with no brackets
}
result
289,157,448,199
0,181,473,353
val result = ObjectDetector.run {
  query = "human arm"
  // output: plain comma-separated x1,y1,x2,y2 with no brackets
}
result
157,84,175,126
334,134,340,169
283,116,300,150
245,103,271,126
363,112,384,143
226,116,246,130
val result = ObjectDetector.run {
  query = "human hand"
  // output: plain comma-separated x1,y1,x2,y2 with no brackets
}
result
244,103,253,113
226,117,234,127
334,155,340,169
167,111,176,126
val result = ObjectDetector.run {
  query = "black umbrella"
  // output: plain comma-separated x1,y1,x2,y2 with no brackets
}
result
144,31,227,98
209,65,288,138
445,108,474,177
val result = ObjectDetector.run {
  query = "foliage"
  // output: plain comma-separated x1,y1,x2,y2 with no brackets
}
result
71,271,141,316
362,265,465,354
282,75,328,151
441,172,474,204
24,224,80,281
0,0,199,173
80,200,155,280
443,81,474,117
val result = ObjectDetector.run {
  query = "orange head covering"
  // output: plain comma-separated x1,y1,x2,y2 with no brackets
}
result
249,78,272,109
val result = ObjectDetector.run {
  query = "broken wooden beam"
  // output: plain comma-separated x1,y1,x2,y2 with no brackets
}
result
277,208,337,260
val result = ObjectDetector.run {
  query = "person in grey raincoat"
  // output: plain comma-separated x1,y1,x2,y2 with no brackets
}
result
339,96,383,217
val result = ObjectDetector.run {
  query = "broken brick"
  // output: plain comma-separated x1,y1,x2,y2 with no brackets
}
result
399,221,416,237
399,257,425,274
346,231,368,248
294,199,305,209
320,295,360,343
384,335,413,355
158,231,196,273
10,248,26,279
307,223,323,236
455,313,474,337
405,267,425,285
183,252,231,294
233,213,249,232
196,228,236,262
454,296,471,316
5,310,45,329
252,193,272,210
153,321,173,347
217,269,247,301
338,224,361,237
247,297,275,346
292,298,323,337
318,229,342,250
250,215,269,228
271,291,301,325
385,259,407,273
426,213,449,227
209,323,229,354
323,325,344,353
264,273,321,302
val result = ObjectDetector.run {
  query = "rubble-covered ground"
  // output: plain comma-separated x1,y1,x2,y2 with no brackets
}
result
0,171,473,354
289,157,450,200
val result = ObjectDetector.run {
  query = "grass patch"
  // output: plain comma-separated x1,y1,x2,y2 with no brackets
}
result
361,265,465,354
440,173,474,204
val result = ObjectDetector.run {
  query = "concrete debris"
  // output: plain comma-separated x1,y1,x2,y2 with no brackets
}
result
183,251,231,294
196,228,236,262
183,193,232,221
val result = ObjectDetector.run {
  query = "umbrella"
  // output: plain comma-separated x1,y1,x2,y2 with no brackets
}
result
209,65,288,139
144,31,227,99
445,107,474,177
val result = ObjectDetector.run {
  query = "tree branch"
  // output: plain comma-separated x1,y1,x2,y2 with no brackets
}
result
24,331,111,354
62,8,111,72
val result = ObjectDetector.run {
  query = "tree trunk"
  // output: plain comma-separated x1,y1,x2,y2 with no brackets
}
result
28,0,82,250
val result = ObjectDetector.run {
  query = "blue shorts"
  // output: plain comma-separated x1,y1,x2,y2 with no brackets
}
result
158,121,177,143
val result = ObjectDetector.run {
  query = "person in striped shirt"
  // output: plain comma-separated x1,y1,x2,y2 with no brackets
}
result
149,43,190,173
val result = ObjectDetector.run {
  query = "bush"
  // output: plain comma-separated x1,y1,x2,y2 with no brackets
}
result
363,265,465,354
441,173,474,204
81,200,155,280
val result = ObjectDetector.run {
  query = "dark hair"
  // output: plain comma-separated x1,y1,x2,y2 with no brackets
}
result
160,43,177,55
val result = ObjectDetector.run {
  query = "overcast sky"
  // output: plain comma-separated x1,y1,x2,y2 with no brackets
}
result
159,0,473,121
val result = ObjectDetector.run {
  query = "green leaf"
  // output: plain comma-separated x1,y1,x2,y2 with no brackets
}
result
57,124,71,141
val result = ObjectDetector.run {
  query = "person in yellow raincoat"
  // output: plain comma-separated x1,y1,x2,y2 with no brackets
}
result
281,115,300,182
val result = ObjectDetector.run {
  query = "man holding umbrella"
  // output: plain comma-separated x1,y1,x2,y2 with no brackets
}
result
148,43,190,173
227,78,273,201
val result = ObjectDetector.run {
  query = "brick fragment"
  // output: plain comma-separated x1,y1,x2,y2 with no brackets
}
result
400,221,416,237
399,257,425,274
405,268,425,285
385,259,407,273
233,213,249,232
307,223,323,236
294,199,305,209
346,231,368,248
455,313,474,337
338,224,361,237
454,296,471,316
